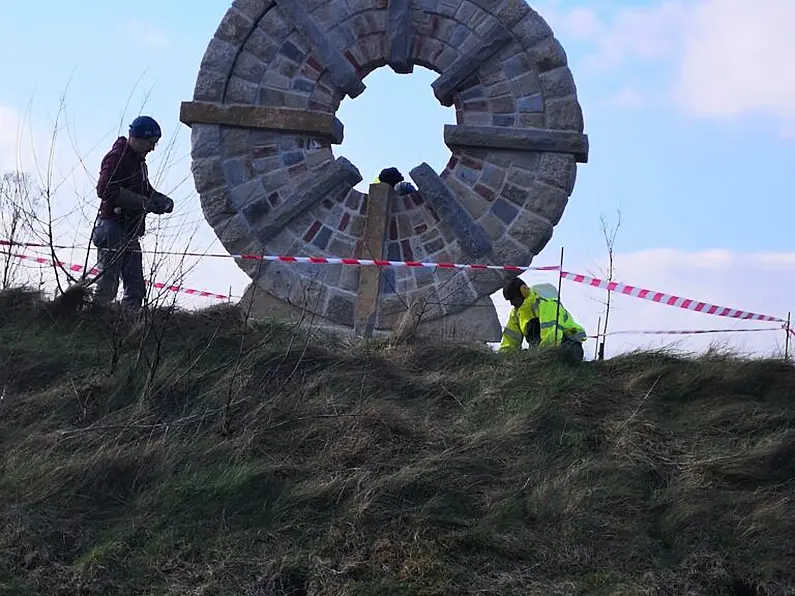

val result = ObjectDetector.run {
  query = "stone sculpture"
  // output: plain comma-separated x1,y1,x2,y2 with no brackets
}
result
181,0,588,340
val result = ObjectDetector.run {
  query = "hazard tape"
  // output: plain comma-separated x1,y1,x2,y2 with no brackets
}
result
3,251,230,301
0,240,559,272
561,271,785,323
590,326,784,338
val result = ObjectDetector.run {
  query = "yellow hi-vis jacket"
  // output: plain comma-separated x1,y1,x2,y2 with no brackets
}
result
499,288,587,352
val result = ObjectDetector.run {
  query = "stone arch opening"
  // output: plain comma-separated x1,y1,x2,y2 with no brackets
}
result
335,66,455,191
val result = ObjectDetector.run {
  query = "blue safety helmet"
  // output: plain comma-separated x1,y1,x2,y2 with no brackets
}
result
129,116,162,139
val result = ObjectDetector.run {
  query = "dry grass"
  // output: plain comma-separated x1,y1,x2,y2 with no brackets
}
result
1,288,794,595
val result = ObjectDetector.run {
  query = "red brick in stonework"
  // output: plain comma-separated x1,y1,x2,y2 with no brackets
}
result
400,240,414,261
344,51,362,75
289,163,308,177
338,212,350,231
447,156,459,170
474,184,495,201
414,223,428,234
460,156,483,170
304,220,322,242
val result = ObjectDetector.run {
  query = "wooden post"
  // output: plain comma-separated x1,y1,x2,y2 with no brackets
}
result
554,247,564,346
354,183,392,337
594,316,601,360
786,311,791,362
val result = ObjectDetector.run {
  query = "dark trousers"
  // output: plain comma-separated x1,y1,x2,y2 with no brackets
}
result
91,220,145,311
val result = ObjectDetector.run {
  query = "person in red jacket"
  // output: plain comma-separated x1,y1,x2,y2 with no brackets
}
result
92,116,173,313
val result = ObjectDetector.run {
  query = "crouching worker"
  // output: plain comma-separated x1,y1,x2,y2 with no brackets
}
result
499,277,587,362
91,116,174,314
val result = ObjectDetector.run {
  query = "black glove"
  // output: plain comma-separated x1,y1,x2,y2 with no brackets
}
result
149,191,174,215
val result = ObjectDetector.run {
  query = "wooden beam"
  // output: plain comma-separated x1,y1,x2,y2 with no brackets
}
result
179,101,344,144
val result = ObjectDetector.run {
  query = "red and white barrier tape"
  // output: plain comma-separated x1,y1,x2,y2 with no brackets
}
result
0,240,559,272
232,254,560,272
561,271,785,323
590,326,784,338
4,252,230,301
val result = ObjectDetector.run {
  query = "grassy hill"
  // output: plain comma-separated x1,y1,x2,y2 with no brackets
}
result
1,287,794,595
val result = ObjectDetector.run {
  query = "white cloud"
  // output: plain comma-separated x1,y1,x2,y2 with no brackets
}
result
540,0,795,128
125,19,170,50
604,87,647,108
674,0,795,123
491,248,795,359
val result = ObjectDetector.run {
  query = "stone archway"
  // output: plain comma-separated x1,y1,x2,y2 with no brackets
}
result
180,0,588,340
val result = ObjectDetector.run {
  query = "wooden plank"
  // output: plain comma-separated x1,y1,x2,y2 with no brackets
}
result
179,101,344,144
354,182,393,337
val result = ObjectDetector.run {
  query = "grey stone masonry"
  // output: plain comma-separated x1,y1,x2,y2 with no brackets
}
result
410,163,492,259
180,101,345,144
254,157,362,243
387,0,412,73
186,0,588,336
432,23,513,106
276,0,366,98
444,124,589,163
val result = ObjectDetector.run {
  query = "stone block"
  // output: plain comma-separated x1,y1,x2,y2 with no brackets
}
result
191,124,221,159
225,77,259,103
256,157,362,243
221,126,250,156
216,213,252,254
232,0,274,22
327,292,356,326
233,50,268,83
432,23,512,106
494,0,530,28
223,156,252,187
479,212,505,241
511,72,541,97
193,70,226,102
528,36,568,73
539,66,577,101
215,7,255,45
388,0,413,73
525,180,568,225
444,124,588,163
410,162,492,258
537,153,577,193
517,94,544,113
200,38,238,74
246,28,280,62
199,186,236,228
510,9,553,50
508,209,553,254
192,156,225,193
276,0,366,98
546,95,584,133
180,102,344,144
230,178,266,210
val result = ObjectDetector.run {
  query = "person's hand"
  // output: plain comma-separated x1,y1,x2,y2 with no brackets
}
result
149,191,174,214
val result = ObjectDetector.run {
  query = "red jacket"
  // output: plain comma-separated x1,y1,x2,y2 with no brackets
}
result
96,137,153,236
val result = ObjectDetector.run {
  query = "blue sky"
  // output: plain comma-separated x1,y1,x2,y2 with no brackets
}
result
1,0,794,356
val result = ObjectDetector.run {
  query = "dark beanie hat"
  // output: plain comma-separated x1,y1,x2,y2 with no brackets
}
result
378,167,404,187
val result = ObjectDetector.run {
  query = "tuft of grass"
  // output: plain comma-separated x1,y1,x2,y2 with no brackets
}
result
1,287,794,595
